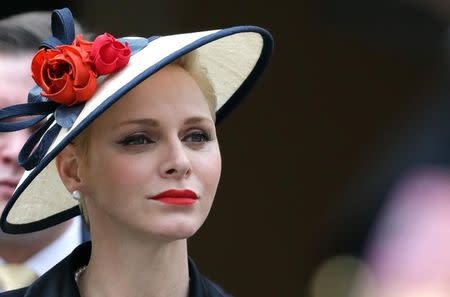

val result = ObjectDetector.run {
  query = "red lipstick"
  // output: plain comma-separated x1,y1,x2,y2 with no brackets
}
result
150,189,198,205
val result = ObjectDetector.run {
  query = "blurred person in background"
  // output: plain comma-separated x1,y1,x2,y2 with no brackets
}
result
310,71,450,296
312,166,450,297
0,11,90,291
354,167,450,297
309,1,450,296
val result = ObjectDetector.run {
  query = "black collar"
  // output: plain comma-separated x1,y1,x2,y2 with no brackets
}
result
18,242,227,297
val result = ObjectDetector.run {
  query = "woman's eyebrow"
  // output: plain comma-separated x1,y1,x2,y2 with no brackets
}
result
113,117,213,129
183,116,214,126
115,118,159,128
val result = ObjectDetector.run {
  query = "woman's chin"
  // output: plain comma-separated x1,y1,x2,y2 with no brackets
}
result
142,218,204,241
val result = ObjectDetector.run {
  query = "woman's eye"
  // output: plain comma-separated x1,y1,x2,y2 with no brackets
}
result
120,134,153,146
184,131,210,143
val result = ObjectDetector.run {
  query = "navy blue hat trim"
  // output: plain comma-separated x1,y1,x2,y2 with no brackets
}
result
1,26,274,234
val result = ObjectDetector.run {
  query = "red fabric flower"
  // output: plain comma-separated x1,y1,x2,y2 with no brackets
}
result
30,33,130,106
90,33,131,75
73,34,93,54
31,45,97,106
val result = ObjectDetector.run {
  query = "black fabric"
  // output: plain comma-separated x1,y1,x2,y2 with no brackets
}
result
0,242,229,297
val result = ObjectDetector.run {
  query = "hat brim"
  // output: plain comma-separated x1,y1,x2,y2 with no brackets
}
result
1,26,273,234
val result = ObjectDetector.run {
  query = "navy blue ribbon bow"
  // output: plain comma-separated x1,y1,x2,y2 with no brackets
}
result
0,88,84,171
0,8,81,170
40,8,75,49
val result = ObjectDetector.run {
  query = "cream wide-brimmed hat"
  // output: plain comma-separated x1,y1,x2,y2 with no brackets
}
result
0,8,273,233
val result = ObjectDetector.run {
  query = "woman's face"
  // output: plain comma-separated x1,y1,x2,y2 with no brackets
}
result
78,65,221,241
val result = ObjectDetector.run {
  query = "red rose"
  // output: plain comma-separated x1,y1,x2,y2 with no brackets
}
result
90,33,131,75
31,45,97,106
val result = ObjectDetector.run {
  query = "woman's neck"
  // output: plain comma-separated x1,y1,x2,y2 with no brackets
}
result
78,230,190,297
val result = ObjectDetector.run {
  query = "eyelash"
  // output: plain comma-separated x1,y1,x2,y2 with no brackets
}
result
183,130,211,144
119,134,153,146
119,130,212,147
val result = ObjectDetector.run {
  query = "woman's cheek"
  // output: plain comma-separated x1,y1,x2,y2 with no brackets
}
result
107,157,145,187
199,151,222,194
90,153,137,191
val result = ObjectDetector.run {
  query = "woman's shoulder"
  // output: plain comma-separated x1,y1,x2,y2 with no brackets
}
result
0,287,27,297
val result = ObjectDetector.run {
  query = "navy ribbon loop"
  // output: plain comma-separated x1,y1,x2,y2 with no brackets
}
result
0,102,58,132
0,99,83,170
0,99,86,170
40,8,75,49
18,116,61,170
0,116,46,132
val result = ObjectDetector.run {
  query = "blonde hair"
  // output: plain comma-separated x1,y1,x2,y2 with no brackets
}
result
172,51,216,116
73,50,216,225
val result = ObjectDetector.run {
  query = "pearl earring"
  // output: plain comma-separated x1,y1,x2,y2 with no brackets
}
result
72,190,81,201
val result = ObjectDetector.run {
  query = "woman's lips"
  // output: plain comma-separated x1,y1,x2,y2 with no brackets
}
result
150,189,198,205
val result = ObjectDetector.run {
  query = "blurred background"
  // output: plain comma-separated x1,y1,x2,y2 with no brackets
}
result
4,0,450,296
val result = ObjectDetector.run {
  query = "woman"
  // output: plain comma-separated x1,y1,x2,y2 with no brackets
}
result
0,8,273,297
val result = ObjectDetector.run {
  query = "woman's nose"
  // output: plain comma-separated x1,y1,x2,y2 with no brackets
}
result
159,140,191,179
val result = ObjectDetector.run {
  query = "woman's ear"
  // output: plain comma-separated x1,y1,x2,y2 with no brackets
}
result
55,144,83,192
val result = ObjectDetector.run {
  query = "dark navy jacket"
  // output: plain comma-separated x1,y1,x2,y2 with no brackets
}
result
0,242,229,297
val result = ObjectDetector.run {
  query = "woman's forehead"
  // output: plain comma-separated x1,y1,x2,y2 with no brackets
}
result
93,65,213,127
